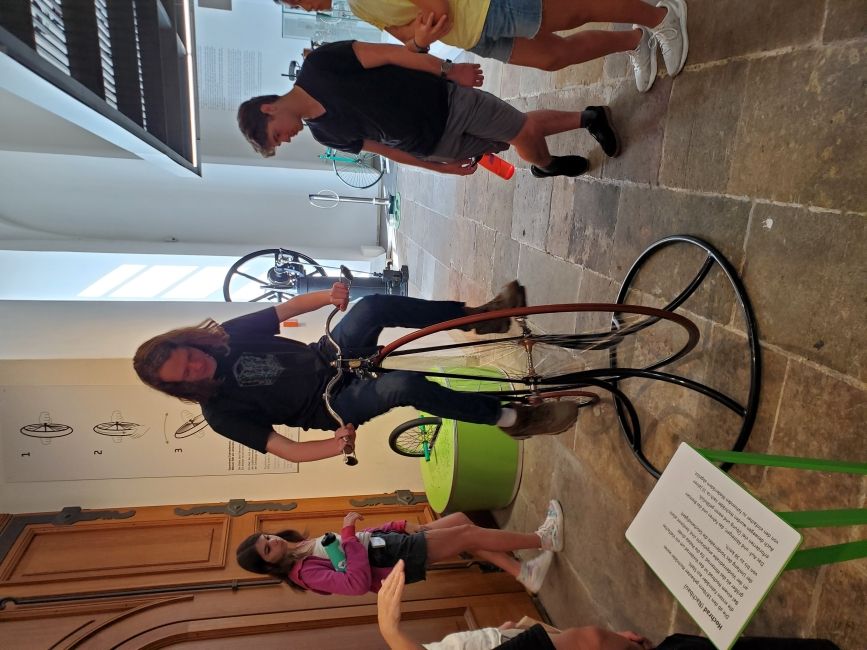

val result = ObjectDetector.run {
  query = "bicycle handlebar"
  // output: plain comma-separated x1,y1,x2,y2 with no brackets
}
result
324,265,358,466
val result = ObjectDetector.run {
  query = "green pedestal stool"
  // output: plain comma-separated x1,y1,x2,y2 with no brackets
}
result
420,366,522,514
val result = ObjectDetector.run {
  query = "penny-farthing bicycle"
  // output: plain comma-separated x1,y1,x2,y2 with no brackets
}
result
326,235,761,479
323,267,704,468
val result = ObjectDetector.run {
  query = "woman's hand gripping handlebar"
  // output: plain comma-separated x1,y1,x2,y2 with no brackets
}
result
324,266,359,466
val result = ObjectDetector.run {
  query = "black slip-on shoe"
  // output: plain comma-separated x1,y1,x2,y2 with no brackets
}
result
530,155,589,178
584,106,621,158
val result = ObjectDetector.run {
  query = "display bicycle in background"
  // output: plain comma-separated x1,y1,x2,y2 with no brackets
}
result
223,247,407,304
319,147,384,189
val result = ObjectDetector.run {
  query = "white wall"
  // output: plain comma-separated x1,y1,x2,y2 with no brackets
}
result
0,0,382,260
0,153,379,258
194,0,328,168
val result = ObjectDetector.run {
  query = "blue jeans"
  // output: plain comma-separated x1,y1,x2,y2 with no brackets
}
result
328,294,503,426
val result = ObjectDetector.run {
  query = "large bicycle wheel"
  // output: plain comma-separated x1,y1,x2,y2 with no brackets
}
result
388,417,443,457
611,235,762,476
375,304,700,395
333,152,384,189
223,248,327,303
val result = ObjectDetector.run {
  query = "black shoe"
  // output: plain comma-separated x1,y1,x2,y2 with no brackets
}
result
530,155,589,178
463,280,527,334
583,106,620,158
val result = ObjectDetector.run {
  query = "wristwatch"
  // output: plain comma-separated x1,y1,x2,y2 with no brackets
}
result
440,58,453,78
411,38,429,54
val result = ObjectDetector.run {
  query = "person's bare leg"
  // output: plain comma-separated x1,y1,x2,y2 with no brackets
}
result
538,0,667,32
424,524,541,562
470,549,523,577
508,110,583,167
509,30,642,71
420,513,523,576
419,512,473,531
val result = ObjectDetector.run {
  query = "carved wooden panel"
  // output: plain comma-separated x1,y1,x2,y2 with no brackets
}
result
1,517,228,586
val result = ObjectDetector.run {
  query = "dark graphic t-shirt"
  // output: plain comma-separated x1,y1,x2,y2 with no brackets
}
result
201,307,338,453
295,40,449,156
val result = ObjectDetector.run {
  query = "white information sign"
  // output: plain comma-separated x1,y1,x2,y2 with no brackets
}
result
626,444,802,650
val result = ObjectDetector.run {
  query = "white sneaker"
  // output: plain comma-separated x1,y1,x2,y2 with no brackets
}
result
628,26,657,93
536,499,564,552
518,551,554,594
653,0,689,76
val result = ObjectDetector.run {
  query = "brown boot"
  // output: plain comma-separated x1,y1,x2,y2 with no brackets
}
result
463,281,527,334
500,402,580,440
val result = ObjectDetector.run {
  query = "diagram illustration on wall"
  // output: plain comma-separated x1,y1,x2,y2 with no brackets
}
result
93,410,148,442
2,386,298,481
19,411,73,444
172,410,210,440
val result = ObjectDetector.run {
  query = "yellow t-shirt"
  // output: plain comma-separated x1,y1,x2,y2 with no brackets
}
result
347,0,492,50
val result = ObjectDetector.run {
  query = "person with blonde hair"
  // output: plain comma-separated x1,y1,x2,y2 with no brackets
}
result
275,0,689,92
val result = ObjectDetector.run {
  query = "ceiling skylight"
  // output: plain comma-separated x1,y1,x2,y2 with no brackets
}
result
110,265,197,298
162,266,227,300
78,264,146,297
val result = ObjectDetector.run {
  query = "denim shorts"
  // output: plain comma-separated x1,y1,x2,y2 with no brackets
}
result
368,532,428,583
469,0,543,62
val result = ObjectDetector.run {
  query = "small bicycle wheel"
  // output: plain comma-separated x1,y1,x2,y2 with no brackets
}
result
375,304,700,395
333,152,384,189
388,417,443,457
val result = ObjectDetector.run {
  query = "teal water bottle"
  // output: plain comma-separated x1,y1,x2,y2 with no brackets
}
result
321,532,347,572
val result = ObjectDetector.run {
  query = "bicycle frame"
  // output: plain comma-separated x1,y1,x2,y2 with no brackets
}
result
319,148,360,164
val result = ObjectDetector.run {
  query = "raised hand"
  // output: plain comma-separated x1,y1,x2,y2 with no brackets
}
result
413,11,451,49
377,560,406,639
343,511,364,528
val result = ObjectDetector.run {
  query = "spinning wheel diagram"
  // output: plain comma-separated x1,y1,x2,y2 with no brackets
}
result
20,411,72,444
172,410,211,440
93,410,148,442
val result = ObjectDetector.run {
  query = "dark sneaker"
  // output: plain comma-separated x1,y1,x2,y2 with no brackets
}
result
583,106,620,157
501,402,580,439
530,155,589,178
463,280,527,334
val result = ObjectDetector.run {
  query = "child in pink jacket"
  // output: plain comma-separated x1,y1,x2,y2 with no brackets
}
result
236,503,563,595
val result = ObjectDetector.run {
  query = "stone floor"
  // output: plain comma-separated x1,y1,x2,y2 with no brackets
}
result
388,3,865,648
